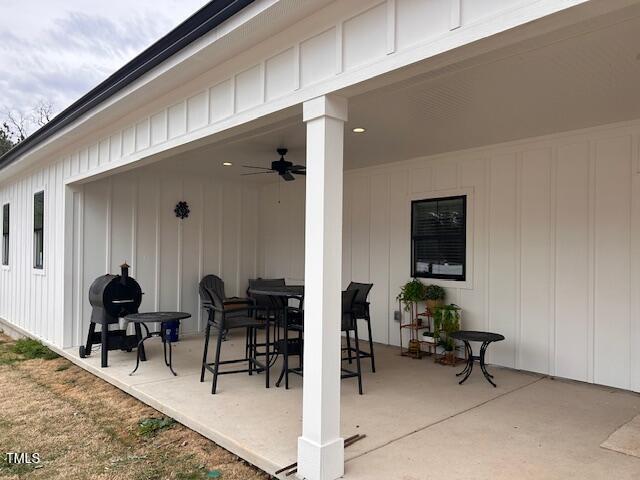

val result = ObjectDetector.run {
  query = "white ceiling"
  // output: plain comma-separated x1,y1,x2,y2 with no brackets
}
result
154,7,640,183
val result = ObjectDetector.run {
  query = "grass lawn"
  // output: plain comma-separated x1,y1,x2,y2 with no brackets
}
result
0,333,270,480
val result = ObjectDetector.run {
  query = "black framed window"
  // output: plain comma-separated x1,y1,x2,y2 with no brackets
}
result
411,195,466,281
2,203,8,266
33,191,44,269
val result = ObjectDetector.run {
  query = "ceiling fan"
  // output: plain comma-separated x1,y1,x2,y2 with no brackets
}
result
242,148,305,181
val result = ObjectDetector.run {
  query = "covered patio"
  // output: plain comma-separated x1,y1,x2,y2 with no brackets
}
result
59,5,640,479
61,334,640,479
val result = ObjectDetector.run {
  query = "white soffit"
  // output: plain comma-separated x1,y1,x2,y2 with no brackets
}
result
152,7,640,179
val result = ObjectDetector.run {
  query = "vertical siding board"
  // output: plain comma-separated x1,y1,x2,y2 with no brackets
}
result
180,176,202,333
458,157,486,332
387,169,409,346
159,174,180,311
110,175,134,273
488,153,518,368
369,173,390,344
351,176,371,283
555,142,590,381
202,179,222,278
221,184,242,296
27,174,34,334
519,148,552,374
593,136,632,389
136,173,158,313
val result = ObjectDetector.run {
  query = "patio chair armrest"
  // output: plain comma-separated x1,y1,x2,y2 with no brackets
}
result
223,296,253,305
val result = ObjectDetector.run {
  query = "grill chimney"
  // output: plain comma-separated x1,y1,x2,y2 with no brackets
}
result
120,262,130,285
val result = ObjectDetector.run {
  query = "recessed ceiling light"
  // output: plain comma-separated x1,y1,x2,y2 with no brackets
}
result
352,127,366,133
222,162,233,166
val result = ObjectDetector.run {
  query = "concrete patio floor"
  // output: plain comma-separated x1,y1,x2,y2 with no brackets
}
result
62,332,640,479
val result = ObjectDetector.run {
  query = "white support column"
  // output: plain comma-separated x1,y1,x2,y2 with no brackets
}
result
298,95,348,480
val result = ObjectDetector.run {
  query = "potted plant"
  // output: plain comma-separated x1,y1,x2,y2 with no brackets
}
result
397,278,426,326
397,279,427,357
438,337,457,365
425,284,446,312
432,304,461,365
397,278,426,310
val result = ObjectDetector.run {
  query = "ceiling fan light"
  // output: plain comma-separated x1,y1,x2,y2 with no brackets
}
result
223,162,233,166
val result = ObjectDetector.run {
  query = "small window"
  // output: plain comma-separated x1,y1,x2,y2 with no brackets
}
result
33,191,44,269
2,203,8,266
411,195,466,281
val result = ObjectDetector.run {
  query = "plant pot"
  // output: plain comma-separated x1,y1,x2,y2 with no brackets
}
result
426,299,443,312
407,339,421,359
442,350,456,365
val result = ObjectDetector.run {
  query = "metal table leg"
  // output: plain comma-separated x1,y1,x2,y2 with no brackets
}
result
479,341,496,387
130,332,154,376
456,341,474,384
133,322,147,361
276,304,290,388
161,321,178,376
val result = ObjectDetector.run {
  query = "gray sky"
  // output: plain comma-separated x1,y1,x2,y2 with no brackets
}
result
0,0,209,132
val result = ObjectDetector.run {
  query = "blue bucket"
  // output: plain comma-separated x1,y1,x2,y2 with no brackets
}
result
164,320,180,342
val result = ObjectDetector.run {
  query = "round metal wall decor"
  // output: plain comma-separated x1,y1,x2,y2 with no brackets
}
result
174,201,190,219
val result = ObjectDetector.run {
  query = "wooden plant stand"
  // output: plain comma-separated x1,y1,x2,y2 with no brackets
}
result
399,303,436,359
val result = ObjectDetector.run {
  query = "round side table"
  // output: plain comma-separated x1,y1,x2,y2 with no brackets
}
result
125,312,191,376
449,330,505,387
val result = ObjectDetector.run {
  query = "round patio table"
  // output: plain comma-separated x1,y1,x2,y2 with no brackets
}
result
247,285,304,389
125,312,191,376
449,330,505,387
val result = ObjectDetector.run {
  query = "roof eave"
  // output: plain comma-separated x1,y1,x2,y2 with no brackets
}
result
0,0,255,171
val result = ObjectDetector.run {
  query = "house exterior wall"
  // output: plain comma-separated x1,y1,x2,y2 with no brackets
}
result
0,0,586,349
257,118,640,393
70,167,259,346
0,161,65,346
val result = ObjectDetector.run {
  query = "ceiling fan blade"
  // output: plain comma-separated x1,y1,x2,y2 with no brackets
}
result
241,171,275,176
281,172,295,181
242,165,273,170
293,170,305,176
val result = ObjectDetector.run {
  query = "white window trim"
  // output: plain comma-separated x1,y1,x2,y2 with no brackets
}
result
1,200,10,271
408,187,474,290
32,187,46,275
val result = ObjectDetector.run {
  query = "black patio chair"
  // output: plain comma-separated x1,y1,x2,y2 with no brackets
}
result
201,274,254,353
200,274,252,310
247,278,286,317
247,278,286,361
199,279,268,394
341,289,363,395
345,282,375,372
248,278,304,390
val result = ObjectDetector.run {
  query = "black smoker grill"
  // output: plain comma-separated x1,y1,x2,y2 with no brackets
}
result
79,263,146,367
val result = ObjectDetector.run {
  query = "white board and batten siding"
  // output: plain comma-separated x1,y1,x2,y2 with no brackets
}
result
257,119,640,393
0,163,64,345
70,167,259,347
